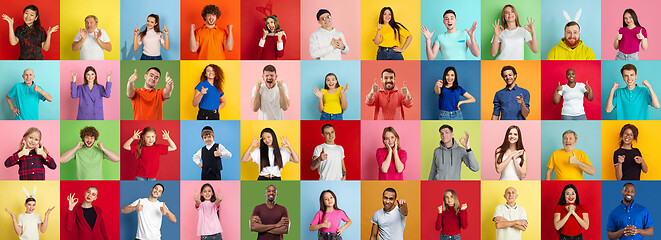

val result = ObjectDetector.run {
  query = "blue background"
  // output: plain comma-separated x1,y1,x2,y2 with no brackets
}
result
299,181,361,240
420,60,481,120
0,61,61,120
601,181,661,239
120,180,180,240
541,0,602,59
600,60,661,120
420,0,482,60
179,120,241,180
300,60,362,120
540,120,602,180
120,0,181,60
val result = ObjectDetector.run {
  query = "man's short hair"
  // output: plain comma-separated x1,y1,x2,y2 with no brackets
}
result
562,130,577,139
620,64,637,75
85,15,98,23
80,126,99,141
316,9,331,20
443,9,456,18
564,21,580,31
146,67,161,75
263,65,277,74
501,66,517,78
383,187,397,199
439,124,453,133
266,184,278,193
201,4,221,19
321,124,334,133
152,183,165,193
381,68,396,78
623,182,635,189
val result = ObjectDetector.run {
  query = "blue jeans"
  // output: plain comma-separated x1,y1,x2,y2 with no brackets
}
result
439,110,464,120
320,112,343,120
201,232,223,240
561,114,587,120
135,176,156,181
376,47,404,60
615,51,638,60
439,234,461,240
140,54,163,60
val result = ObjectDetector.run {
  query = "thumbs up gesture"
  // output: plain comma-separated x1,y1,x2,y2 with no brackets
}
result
320,148,327,161
128,69,138,83
400,81,409,97
322,218,331,228
371,79,379,93
214,147,222,157
165,72,174,87
568,152,579,164
160,202,169,215
136,200,143,211
637,29,645,40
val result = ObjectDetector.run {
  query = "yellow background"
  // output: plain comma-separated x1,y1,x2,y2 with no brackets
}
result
0,181,60,239
240,120,301,180
360,181,421,240
360,0,421,60
60,0,121,60
480,60,541,120
480,180,541,240
179,60,241,120
601,120,661,180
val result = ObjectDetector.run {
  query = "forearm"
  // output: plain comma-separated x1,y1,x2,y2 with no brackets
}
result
164,212,177,223
278,88,289,110
514,160,527,179
520,103,529,118
545,168,553,180
6,95,15,109
491,114,500,120
102,148,120,162
132,35,140,51
490,36,500,57
400,36,412,51
380,154,392,173
72,40,84,51
339,219,352,231
241,147,254,162
60,147,79,163
641,38,648,51
468,36,480,57
393,152,404,173
316,97,324,113
218,96,226,110
192,92,203,107
122,138,134,151
614,37,620,50
341,95,348,112
586,89,594,101
641,161,648,173
189,30,198,52
529,34,539,53
166,138,177,151
42,34,53,51
37,89,53,102
495,219,517,229
163,84,174,99
606,90,616,113
267,225,289,234
608,230,624,240
425,40,436,60
615,165,623,180
40,216,49,233
11,219,21,235
120,205,136,214
575,161,595,175
310,156,321,170
638,226,654,236
648,86,660,108
573,213,589,230
251,93,261,112
552,92,562,104
7,27,18,45
554,214,570,230
289,147,300,163
373,31,381,45
251,222,276,232
225,30,234,51
98,40,112,52
163,34,170,50
126,81,135,98
309,223,326,231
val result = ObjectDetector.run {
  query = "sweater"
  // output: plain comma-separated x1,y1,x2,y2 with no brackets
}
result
66,205,108,240
435,208,468,236
429,139,479,180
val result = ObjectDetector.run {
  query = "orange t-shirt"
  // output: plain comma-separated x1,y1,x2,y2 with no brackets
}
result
195,25,228,60
131,88,166,120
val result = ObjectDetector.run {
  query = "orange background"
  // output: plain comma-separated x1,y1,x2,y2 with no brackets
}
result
179,0,242,60
361,181,421,240
480,60,541,120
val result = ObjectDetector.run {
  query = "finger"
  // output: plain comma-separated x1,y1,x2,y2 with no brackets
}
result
133,69,137,75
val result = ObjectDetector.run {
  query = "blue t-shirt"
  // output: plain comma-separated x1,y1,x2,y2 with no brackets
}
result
492,85,530,120
439,86,467,111
433,31,469,60
613,86,652,120
7,82,46,120
607,201,654,240
195,81,224,111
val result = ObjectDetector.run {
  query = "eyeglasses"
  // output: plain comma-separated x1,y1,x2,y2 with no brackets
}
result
320,16,331,21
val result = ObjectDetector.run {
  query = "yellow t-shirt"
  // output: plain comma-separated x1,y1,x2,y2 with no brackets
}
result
547,149,592,180
322,86,343,114
374,24,411,47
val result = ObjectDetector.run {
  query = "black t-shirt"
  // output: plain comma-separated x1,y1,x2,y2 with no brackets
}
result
613,148,643,180
82,206,97,229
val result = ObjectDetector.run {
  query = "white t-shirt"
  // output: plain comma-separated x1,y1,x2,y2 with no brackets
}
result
309,27,349,60
138,29,165,57
74,28,111,60
250,147,291,177
371,205,406,240
494,27,532,60
17,212,41,240
559,83,587,116
252,83,289,120
312,143,345,180
130,198,166,240
493,204,527,240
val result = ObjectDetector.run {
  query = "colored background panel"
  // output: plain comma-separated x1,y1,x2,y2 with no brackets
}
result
0,1,61,60
540,60,602,120
179,181,240,240
0,61,61,120
240,0,301,60
420,181,481,240
59,180,121,240
480,120,541,180
480,0,542,60
240,120,301,180
360,60,421,120
0,181,60,239
119,60,181,120
480,180,541,239
480,60,541,120
180,0,240,60
240,181,301,240
420,120,482,180
360,181,421,239
300,181,361,240
239,60,301,120
600,60,661,120
60,0,120,60
119,120,181,180
300,60,361,120
420,0,482,60
300,120,361,180
601,0,661,60
601,181,660,239
179,60,241,120
360,0,421,60
59,120,121,180
360,120,421,180
120,0,181,60
120,180,180,240
540,0,602,59
541,181,601,240
601,120,661,180
420,60,481,120
0,120,60,180
300,0,361,60
180,120,241,181
540,121,601,180
59,60,121,120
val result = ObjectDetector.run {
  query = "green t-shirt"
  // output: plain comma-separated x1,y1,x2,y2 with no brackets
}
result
73,146,107,180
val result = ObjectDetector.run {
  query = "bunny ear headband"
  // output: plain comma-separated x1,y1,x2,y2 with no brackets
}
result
562,8,582,23
22,186,37,199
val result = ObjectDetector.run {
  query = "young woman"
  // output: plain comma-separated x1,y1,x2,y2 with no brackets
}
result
2,5,58,60
4,127,57,180
309,190,352,240
241,128,300,180
373,7,412,60
614,124,648,180
312,73,349,120
5,192,55,239
194,183,223,240
614,9,647,60
554,184,589,240
494,125,527,180
122,126,177,180
435,189,468,239
490,4,538,60
434,67,476,120
552,68,593,120
133,14,170,60
192,64,226,120
66,186,109,240
377,127,406,180
71,66,112,120
258,15,286,60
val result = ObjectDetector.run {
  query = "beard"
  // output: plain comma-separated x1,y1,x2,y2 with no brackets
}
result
565,38,580,48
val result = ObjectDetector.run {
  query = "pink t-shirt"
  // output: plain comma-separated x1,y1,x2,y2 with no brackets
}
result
196,201,223,236
618,26,647,54
376,148,407,180
310,209,349,233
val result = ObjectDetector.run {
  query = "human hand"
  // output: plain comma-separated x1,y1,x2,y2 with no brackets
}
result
250,137,261,149
313,86,323,99
78,29,88,39
617,33,623,41
200,87,208,95
227,24,233,31
637,29,645,40
612,82,619,91
585,81,591,91
322,218,331,228
45,206,55,216
320,148,327,161
67,193,79,211
94,29,102,42
5,208,15,218
397,199,407,207
47,25,59,35
134,24,140,35
35,144,47,157
136,200,143,211
11,106,20,117
435,80,443,90
371,79,379,93
466,21,478,38
163,26,168,35
197,162,203,168
556,82,563,92
393,46,404,52
438,205,444,213
2,14,14,26
400,82,409,97
277,216,290,227
340,84,349,96
194,193,201,204
190,24,195,32
33,83,42,93
337,227,345,236
262,29,269,39
19,140,30,156
568,152,579,164
461,203,468,210
618,155,625,164
165,72,174,87
377,23,382,30
276,31,283,40
457,101,463,111
421,25,434,40
634,156,644,164
642,79,651,88
75,142,83,149
97,142,104,150
255,79,262,90
459,131,470,149
276,79,284,89
492,19,503,36
280,136,292,149
132,130,142,140
128,69,138,83
214,147,222,157
524,17,535,34
162,130,170,141
336,37,345,50
106,72,112,82
160,203,169,214
516,94,525,105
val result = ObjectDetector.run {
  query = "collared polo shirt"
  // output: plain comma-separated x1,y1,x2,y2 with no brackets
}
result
612,85,652,120
7,82,46,120
195,25,228,60
365,87,413,120
131,87,165,120
494,203,527,240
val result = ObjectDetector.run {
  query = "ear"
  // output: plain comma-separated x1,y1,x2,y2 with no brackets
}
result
562,10,571,22
574,8,582,22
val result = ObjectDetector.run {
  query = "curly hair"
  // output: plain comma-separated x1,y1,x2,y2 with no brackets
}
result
201,4,221,20
79,126,99,141
200,64,224,93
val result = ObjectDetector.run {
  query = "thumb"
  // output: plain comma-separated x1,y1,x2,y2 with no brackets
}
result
133,69,137,75
403,81,407,87
166,72,170,78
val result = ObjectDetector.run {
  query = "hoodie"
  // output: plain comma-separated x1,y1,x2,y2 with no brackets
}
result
429,139,479,180
547,38,596,60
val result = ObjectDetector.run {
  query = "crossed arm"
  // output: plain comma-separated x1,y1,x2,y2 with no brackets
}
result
250,215,289,234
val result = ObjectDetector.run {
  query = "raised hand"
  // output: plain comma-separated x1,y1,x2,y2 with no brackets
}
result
128,69,138,83
227,24,233,31
637,29,645,40
400,81,409,97
276,79,284,88
97,142,104,150
19,140,30,156
312,86,323,99
134,24,140,35
421,25,434,40
94,29,102,42
200,87,208,95
618,155,625,164
492,19,503,36
214,147,222,157
459,131,470,149
568,152,579,164
75,142,83,149
194,193,201,204
190,24,196,32
162,130,171,141
67,193,79,211
280,136,292,149
5,208,15,218
617,32,623,41
163,26,169,35
397,199,407,206
136,200,143,211
634,156,644,164
262,29,269,39
585,81,591,91
276,31,284,40
165,72,174,87
642,79,651,88
340,84,349,96
524,17,536,34
435,80,443,90
438,205,444,213
377,23,382,30
371,79,379,93
45,206,55,216
612,82,620,91
132,130,142,140
78,29,89,39
466,21,478,38
556,82,563,92
106,72,112,82
250,137,261,149
516,94,524,104
160,203,169,214
47,25,59,35
2,14,14,26
319,148,327,161
461,203,468,210
35,144,47,157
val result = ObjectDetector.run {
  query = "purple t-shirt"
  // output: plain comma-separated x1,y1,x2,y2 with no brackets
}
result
618,26,647,54
376,148,407,180
310,210,349,233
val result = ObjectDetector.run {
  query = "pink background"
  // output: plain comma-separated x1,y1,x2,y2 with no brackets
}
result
540,61,602,120
480,121,541,180
179,181,240,240
360,60,421,120
601,0,661,60
360,120,421,180
0,120,60,180
300,0,361,60
59,60,121,120
240,60,301,120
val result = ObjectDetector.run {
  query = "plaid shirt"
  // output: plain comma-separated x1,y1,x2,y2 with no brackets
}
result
4,150,56,180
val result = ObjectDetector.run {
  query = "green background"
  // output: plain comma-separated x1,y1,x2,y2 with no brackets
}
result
420,120,482,180
120,60,181,120
59,120,121,180
480,0,542,60
241,181,300,240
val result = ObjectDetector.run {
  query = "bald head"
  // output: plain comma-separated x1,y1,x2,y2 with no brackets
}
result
22,69,35,86
504,187,518,206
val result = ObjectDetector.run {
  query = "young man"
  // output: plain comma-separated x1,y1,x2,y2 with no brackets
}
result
547,22,596,60
309,9,349,60
189,4,234,60
6,69,53,120
311,124,346,180
126,67,175,120
6,195,56,240
250,185,290,240
606,64,660,120
251,65,290,120
121,183,177,240
493,187,528,240
429,125,479,180
72,15,112,60
370,187,408,240
365,68,413,120
60,126,120,180
545,130,595,180
492,66,530,120
607,183,655,240
421,9,480,60
192,126,232,180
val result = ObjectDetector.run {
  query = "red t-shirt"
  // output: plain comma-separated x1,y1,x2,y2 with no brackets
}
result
554,204,587,236
131,144,168,178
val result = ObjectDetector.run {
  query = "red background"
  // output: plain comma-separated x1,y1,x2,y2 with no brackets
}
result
180,0,242,60
540,61,602,120
360,60,421,120
420,181,481,240
0,1,60,60
240,0,300,60
119,120,181,180
540,181,602,240
59,180,120,240
299,120,361,180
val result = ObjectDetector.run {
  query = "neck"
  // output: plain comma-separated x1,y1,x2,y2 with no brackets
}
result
148,196,158,202
447,28,457,33
506,202,516,207
26,22,33,27
384,206,395,212
507,84,515,90
628,25,636,30
621,143,633,149
506,22,516,30
567,82,576,87
81,202,93,208
325,207,334,212
143,84,154,90
322,26,333,31
266,201,276,208
25,82,33,87
443,140,453,148
623,200,633,205
508,144,517,151
563,147,574,153
627,84,636,90
325,141,335,145
205,23,215,28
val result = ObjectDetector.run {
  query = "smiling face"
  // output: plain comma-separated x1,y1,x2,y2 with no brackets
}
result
22,69,35,86
325,75,338,89
203,134,214,146
23,9,38,26
381,71,396,91
443,13,456,31
84,187,98,203
146,16,157,30
444,191,455,207
504,187,518,205
25,200,36,213
382,191,396,211
382,9,392,24
205,66,216,80
262,132,274,147
565,69,576,84
322,126,335,144
262,70,277,88
85,17,98,32
444,69,456,86
318,13,332,29
205,13,217,26
150,185,163,199
440,128,453,145
564,188,576,204
502,70,516,87
202,185,213,201
503,6,517,23
265,185,277,203
622,184,635,204
85,70,96,84
24,132,40,150
266,18,276,33
83,135,96,148
562,132,577,151
383,131,397,149
624,12,635,28
564,25,580,48
143,131,156,146
507,128,519,145
621,128,635,146
622,69,637,88
323,192,335,208
144,69,161,89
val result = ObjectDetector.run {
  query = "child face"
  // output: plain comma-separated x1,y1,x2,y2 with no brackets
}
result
23,9,38,26
323,192,335,208
143,131,157,146
203,134,214,146
146,16,157,29
261,132,273,147
83,135,96,148
202,186,213,201
325,75,338,89
24,201,36,213
24,132,41,150
84,188,98,203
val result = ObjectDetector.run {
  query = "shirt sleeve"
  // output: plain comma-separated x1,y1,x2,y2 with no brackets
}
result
192,148,202,165
38,26,47,43
523,89,531,108
606,211,618,231
129,198,140,206
523,28,533,42
250,149,260,164
493,205,504,220
376,148,387,167
74,32,82,41
547,152,556,169
217,143,232,158
280,147,292,163
578,150,592,166
312,145,322,158
7,84,17,98
195,82,204,92
371,211,379,224
643,208,655,227
309,31,333,59
365,91,377,106
100,29,111,42
521,207,528,221
612,89,619,108
492,91,502,116
310,210,323,226
102,82,112,98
